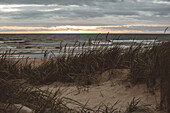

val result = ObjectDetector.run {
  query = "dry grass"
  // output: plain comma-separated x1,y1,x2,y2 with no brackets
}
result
0,35,169,112
16,38,124,85
128,41,170,112
0,78,73,112
0,51,21,80
0,78,153,113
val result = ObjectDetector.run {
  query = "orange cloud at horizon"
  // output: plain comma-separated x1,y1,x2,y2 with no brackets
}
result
0,25,169,34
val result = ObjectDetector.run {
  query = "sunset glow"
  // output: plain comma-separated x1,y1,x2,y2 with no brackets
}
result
0,24,170,34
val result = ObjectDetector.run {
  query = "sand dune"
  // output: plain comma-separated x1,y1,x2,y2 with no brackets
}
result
40,69,160,112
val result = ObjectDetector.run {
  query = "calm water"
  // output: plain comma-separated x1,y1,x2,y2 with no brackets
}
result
0,34,170,57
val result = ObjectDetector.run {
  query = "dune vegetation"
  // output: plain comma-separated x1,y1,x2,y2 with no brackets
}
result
0,35,169,113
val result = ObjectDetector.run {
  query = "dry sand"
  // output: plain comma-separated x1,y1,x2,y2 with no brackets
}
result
0,103,32,113
40,69,160,112
8,57,49,67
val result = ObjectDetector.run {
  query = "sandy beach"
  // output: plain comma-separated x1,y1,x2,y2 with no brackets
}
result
40,69,160,112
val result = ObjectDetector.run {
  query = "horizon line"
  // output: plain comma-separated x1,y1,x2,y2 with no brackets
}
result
0,33,169,35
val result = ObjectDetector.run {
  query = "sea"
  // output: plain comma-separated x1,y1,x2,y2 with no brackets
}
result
0,34,170,58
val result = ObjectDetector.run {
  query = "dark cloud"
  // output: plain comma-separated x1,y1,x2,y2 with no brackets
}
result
0,0,170,33
101,26,168,32
0,2,140,20
126,26,167,31
0,0,120,5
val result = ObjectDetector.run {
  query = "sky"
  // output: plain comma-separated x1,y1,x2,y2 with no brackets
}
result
0,0,170,33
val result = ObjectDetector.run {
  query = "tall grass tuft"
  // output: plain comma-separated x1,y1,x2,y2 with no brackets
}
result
0,78,73,112
20,38,124,85
0,51,21,80
128,41,170,112
124,98,152,113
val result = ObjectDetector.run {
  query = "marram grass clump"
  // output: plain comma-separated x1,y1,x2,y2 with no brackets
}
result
19,39,124,85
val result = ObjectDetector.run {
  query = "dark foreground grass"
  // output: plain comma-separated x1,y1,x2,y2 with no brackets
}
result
0,78,153,113
129,41,170,112
0,78,72,113
0,37,169,112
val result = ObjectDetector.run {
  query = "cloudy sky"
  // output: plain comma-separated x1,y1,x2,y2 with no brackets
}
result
0,0,170,33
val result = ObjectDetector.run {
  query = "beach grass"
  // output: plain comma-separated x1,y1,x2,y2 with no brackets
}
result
0,78,154,113
0,36,169,112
